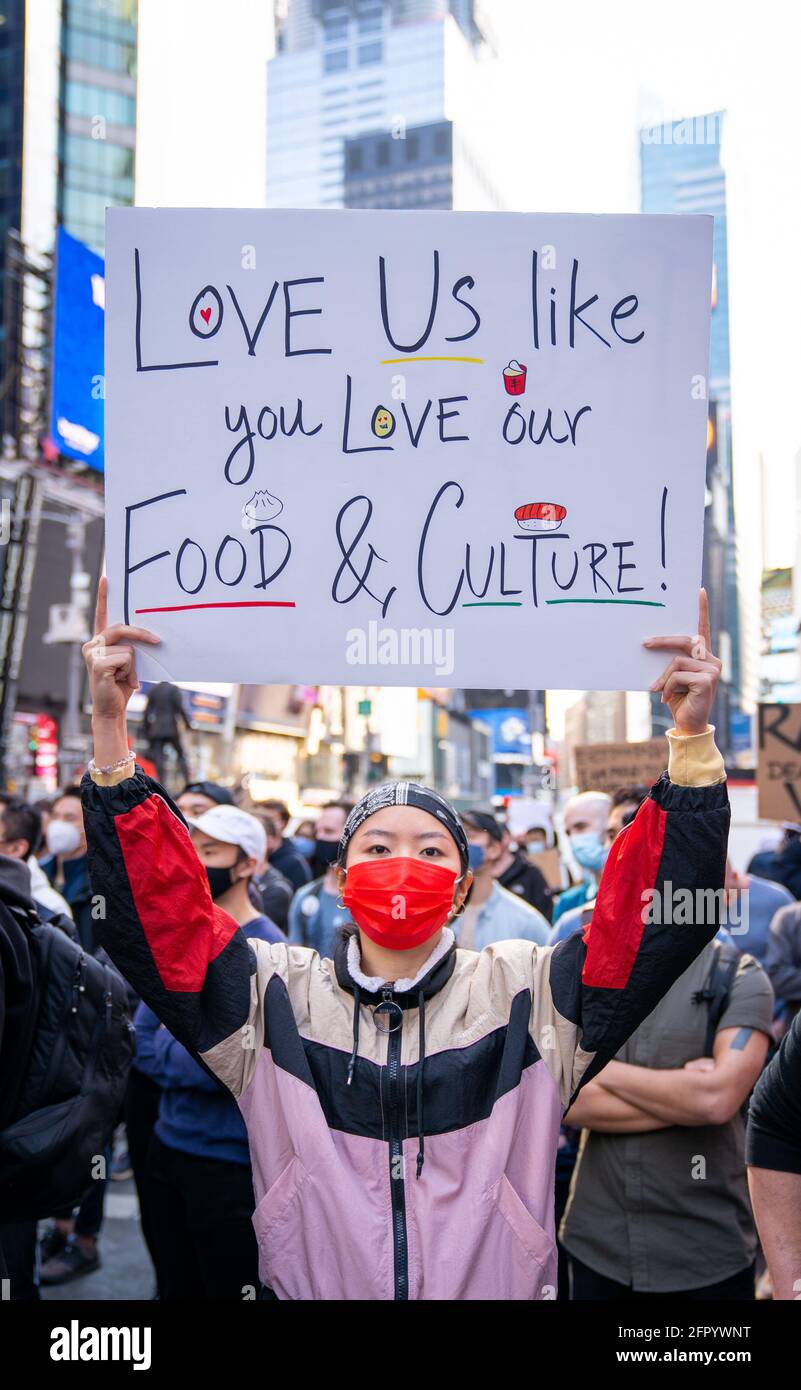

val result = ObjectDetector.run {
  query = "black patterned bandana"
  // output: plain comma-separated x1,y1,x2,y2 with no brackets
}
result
337,781,469,872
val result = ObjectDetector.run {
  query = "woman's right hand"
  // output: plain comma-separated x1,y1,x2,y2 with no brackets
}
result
83,577,161,726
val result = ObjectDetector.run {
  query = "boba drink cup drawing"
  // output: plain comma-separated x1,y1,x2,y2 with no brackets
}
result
503,359,527,395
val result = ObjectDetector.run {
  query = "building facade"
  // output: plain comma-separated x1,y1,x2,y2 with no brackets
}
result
640,112,741,756
0,0,138,792
58,0,137,252
267,0,504,211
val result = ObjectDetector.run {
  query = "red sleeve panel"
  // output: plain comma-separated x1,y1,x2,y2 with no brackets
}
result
114,793,240,992
80,767,253,1057
582,797,667,990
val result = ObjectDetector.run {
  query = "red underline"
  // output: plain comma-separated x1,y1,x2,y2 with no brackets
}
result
134,601,296,613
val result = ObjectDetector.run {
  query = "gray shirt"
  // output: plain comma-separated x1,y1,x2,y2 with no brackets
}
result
560,941,774,1293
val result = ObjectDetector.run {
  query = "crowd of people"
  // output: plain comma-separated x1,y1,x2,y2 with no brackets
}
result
1,584,800,1301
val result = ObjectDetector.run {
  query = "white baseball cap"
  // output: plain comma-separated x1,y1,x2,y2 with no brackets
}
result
188,806,267,863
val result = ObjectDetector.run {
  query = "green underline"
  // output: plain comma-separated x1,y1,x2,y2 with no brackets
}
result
462,601,523,607
546,598,666,607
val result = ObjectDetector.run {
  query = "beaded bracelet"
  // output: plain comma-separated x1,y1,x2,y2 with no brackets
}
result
87,750,136,776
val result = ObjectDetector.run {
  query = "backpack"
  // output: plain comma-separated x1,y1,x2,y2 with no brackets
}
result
693,944,741,1057
0,901,135,1222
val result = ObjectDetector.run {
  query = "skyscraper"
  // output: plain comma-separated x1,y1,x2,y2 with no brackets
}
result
0,1,137,788
58,0,138,252
267,0,503,211
640,112,740,754
1,0,137,444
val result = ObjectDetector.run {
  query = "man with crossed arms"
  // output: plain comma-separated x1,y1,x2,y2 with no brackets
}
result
561,898,773,1298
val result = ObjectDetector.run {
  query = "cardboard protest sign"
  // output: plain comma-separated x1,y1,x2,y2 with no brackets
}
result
104,209,712,688
757,704,801,822
573,738,668,794
527,847,565,891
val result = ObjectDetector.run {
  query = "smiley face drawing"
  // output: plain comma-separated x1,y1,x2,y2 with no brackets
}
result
371,405,396,439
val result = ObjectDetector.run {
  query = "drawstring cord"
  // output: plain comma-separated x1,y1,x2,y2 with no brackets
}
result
416,988,426,1179
347,983,361,1086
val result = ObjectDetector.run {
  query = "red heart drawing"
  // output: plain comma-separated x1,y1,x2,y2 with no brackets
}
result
200,307,212,325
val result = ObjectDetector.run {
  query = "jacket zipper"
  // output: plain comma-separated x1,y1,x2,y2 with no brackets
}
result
383,986,409,1302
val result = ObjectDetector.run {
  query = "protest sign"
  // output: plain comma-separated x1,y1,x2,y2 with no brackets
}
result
528,847,565,891
757,703,801,822
104,208,712,688
573,738,668,794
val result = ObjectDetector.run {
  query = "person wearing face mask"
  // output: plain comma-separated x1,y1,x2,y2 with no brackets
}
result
292,820,317,858
188,806,286,945
79,581,731,1300
259,799,313,893
246,811,294,935
0,793,72,921
288,802,354,957
459,810,550,949
549,787,648,947
125,804,280,1299
39,788,95,952
495,824,553,923
551,791,612,927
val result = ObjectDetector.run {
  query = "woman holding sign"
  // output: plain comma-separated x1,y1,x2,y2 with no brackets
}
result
80,583,727,1301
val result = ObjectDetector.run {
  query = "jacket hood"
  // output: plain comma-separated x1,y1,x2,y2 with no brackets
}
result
0,853,36,916
333,925,457,1007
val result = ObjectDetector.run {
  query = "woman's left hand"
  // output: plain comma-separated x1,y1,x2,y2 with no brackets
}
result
643,588,722,737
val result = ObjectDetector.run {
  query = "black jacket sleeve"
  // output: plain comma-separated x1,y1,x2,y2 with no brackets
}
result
548,770,730,1101
746,1009,801,1174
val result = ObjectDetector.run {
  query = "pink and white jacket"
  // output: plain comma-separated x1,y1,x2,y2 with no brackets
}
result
82,729,729,1300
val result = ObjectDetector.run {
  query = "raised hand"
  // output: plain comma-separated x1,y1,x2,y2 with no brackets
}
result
643,588,722,737
82,577,161,727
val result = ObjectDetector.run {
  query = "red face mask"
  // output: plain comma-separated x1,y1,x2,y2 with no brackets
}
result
341,857,461,951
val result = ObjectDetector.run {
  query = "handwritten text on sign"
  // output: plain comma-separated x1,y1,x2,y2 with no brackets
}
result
104,209,713,687
757,704,801,822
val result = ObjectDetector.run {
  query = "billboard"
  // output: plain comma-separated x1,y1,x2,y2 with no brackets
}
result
50,227,105,470
472,707,531,759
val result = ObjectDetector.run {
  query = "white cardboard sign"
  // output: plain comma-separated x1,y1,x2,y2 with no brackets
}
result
104,208,712,689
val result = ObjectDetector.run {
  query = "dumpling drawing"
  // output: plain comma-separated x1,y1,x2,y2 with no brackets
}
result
242,488,283,529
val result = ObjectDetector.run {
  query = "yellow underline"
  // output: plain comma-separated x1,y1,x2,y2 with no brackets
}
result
379,355,485,364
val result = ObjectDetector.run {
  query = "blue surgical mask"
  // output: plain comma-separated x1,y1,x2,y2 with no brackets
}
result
293,836,315,858
570,831,608,875
526,841,545,855
468,843,486,870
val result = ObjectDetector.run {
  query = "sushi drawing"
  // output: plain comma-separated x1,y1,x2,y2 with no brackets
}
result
514,502,567,533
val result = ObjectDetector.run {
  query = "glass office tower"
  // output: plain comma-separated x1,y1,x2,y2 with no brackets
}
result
640,112,741,754
267,0,503,210
58,0,137,251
